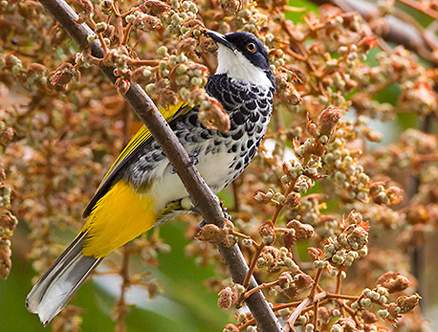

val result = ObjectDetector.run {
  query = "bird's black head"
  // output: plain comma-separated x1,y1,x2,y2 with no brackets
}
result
207,30,274,89
223,31,270,71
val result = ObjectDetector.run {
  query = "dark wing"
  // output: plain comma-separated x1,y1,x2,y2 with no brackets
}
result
82,102,191,218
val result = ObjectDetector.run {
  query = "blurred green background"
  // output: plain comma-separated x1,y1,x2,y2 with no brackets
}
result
1,222,230,331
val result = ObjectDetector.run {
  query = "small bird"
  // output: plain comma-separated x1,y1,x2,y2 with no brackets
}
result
26,30,276,324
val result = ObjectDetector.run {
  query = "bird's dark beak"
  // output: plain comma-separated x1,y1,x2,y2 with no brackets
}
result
206,30,236,52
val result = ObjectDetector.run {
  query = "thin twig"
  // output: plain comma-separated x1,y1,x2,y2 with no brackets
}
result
243,242,264,288
232,181,241,212
241,280,279,301
309,268,323,299
128,59,160,66
326,292,359,301
115,247,130,332
239,296,334,331
230,230,252,240
121,22,133,46
335,269,342,294
288,297,311,330
285,292,327,332
309,268,323,331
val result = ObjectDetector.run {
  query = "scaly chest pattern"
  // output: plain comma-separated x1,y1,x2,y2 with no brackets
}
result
124,74,274,205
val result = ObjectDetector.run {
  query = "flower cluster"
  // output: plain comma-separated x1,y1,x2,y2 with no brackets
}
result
0,107,17,279
1,0,434,331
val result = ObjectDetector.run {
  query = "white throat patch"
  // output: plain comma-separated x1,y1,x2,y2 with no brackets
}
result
215,44,273,89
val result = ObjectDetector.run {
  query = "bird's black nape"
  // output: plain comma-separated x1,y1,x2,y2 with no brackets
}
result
223,32,270,71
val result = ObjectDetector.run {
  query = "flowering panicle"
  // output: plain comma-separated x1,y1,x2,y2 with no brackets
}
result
1,0,433,330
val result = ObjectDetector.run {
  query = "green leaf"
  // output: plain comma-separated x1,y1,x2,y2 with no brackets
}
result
285,0,318,23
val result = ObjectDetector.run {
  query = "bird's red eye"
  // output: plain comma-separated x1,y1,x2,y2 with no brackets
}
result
246,42,257,54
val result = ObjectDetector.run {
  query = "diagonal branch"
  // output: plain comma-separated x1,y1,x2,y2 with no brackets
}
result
38,0,282,331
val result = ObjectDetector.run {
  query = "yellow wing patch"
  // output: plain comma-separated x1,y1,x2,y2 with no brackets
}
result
81,181,157,258
82,101,189,218
99,101,188,188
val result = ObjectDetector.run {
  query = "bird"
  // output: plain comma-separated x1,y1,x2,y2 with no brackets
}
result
26,30,276,325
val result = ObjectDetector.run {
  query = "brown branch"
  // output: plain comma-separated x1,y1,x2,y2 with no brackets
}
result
335,269,343,294
284,292,327,332
311,0,438,65
239,296,336,331
326,292,359,301
128,59,160,66
231,181,241,212
120,22,133,46
243,242,264,288
309,268,323,300
241,280,280,302
115,247,130,332
38,0,282,331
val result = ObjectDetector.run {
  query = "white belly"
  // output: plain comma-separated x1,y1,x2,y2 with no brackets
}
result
148,147,234,211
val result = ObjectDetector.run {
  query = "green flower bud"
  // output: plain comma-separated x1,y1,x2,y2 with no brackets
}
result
87,34,97,43
377,309,389,319
157,46,168,58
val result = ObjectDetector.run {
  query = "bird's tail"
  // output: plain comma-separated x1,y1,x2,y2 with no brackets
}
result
26,232,102,326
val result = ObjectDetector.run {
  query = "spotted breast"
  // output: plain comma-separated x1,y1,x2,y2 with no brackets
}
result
122,73,274,214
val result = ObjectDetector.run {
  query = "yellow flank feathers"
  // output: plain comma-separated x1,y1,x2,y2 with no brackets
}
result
98,102,187,186
81,181,156,257
83,101,190,219
80,102,191,256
